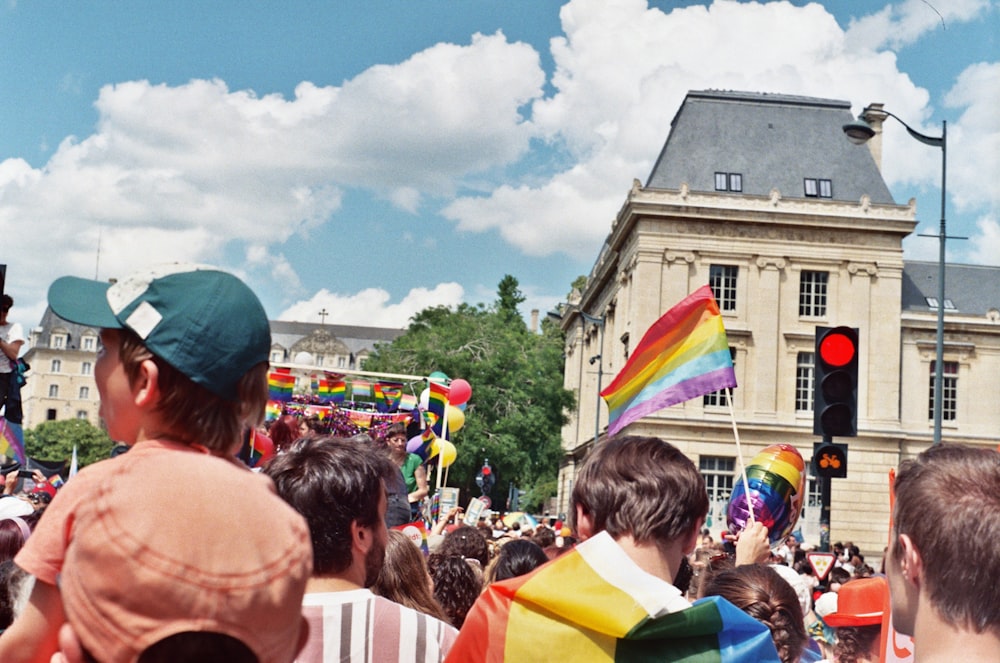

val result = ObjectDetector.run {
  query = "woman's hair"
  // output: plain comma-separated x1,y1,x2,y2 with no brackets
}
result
373,531,449,622
704,564,808,663
488,539,548,584
430,525,490,567
0,517,34,563
430,556,482,629
833,625,881,663
117,329,268,453
267,416,299,452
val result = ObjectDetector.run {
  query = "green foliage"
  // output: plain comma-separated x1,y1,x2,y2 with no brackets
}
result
365,275,574,510
25,419,114,469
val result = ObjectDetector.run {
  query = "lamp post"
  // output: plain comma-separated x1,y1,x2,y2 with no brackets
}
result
843,106,946,445
579,311,606,446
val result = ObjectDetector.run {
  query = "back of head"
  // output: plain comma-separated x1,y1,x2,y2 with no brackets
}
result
704,564,807,663
47,265,271,452
137,632,259,663
60,450,311,663
570,435,708,544
431,556,482,629
492,539,548,583
264,436,396,576
373,531,448,622
434,525,489,567
892,444,1000,634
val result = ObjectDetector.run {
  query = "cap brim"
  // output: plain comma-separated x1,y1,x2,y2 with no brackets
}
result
48,276,122,328
823,611,883,627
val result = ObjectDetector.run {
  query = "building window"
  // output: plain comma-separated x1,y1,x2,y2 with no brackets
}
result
47,409,57,421
805,474,823,508
81,362,92,376
48,384,59,398
795,352,815,412
82,336,96,351
270,350,284,363
709,265,738,312
799,271,828,317
51,359,62,372
929,360,958,421
51,334,66,349
337,356,346,368
79,386,90,400
700,456,735,503
76,410,88,420
704,347,736,407
925,297,956,310
315,354,325,366
804,178,833,198
715,172,743,192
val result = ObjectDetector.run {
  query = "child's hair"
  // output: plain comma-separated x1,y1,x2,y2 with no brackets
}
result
117,329,268,453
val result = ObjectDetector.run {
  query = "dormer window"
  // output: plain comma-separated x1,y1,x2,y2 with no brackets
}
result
51,333,66,349
715,172,743,192
804,178,832,198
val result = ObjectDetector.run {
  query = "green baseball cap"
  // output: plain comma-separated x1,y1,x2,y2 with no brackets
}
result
47,264,271,401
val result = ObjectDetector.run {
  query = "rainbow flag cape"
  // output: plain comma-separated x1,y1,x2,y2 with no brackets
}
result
601,285,736,436
267,368,295,402
427,381,449,436
446,531,778,662
0,417,26,464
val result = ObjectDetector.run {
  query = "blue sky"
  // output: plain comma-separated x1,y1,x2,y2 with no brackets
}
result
1,0,997,332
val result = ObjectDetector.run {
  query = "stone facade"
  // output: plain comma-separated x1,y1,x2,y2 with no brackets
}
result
556,91,1000,560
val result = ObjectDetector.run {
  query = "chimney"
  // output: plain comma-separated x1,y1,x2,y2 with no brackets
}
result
530,309,539,333
862,103,887,171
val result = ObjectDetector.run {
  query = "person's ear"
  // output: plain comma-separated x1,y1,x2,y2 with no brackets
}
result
295,615,311,656
682,517,705,555
351,519,373,554
575,505,595,540
896,534,923,587
132,359,160,408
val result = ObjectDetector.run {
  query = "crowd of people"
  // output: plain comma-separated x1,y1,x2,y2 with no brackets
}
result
0,265,995,662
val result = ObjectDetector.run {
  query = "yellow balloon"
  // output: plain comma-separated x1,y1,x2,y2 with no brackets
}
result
428,439,441,459
447,405,466,432
439,441,457,468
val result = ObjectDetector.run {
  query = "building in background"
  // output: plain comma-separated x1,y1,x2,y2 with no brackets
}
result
555,90,1000,557
21,315,403,431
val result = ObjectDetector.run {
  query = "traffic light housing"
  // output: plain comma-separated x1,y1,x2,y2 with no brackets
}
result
813,441,848,478
813,326,859,438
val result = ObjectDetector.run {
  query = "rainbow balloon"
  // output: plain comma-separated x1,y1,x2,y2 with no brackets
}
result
726,444,806,545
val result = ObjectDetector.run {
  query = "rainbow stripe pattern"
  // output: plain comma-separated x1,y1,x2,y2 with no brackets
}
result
601,285,736,436
267,369,295,402
0,418,26,464
446,531,778,662
427,381,449,436
351,380,371,399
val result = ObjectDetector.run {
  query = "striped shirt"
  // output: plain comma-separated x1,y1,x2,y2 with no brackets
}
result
298,589,458,663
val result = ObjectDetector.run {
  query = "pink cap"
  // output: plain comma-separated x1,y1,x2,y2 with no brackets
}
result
60,447,312,663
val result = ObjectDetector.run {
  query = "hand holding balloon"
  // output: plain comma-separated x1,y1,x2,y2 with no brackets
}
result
734,521,771,565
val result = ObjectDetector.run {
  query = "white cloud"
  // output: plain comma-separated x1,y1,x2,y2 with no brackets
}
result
845,0,991,51
943,61,1000,212
968,214,1000,264
277,283,465,328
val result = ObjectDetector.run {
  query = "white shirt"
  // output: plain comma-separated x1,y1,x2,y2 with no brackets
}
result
0,322,24,373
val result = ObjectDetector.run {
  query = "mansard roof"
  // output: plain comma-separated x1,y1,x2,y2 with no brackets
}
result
645,90,895,205
902,261,1000,316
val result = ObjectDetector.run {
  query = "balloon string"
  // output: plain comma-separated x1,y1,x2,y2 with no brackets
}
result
726,388,755,525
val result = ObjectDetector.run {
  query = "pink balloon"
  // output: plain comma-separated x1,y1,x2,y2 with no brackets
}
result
406,435,425,454
449,378,472,405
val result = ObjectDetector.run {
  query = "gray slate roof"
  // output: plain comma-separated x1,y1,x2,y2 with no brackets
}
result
902,261,1000,315
645,90,895,204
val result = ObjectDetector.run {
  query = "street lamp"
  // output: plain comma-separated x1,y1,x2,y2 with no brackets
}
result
579,311,606,446
843,105,946,445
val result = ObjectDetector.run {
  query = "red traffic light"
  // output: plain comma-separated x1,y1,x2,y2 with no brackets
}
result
818,329,856,367
481,466,491,476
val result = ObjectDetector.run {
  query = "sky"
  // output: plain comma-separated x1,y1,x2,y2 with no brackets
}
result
1,0,997,335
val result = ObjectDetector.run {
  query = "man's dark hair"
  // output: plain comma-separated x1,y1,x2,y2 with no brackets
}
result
1,295,11,311
264,436,396,575
571,435,709,545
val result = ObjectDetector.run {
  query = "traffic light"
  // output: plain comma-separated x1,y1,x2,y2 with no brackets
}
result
813,326,859,438
813,441,848,478
476,460,494,496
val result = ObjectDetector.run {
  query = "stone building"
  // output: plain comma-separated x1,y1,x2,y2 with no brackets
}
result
555,90,1000,557
20,314,403,430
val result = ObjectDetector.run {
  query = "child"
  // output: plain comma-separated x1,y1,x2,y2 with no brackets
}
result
0,265,312,663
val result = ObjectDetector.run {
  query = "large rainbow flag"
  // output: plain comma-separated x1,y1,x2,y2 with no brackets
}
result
601,285,736,436
427,381,449,436
267,368,295,402
445,531,778,662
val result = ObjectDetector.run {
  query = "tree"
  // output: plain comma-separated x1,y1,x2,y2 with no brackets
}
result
364,276,574,512
25,419,114,469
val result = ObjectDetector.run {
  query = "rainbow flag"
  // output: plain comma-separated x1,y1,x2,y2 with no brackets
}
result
265,401,283,421
0,417,26,464
399,393,418,411
427,381,449,436
446,531,778,661
601,285,736,436
374,382,403,412
351,379,371,399
267,368,295,402
329,380,346,403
